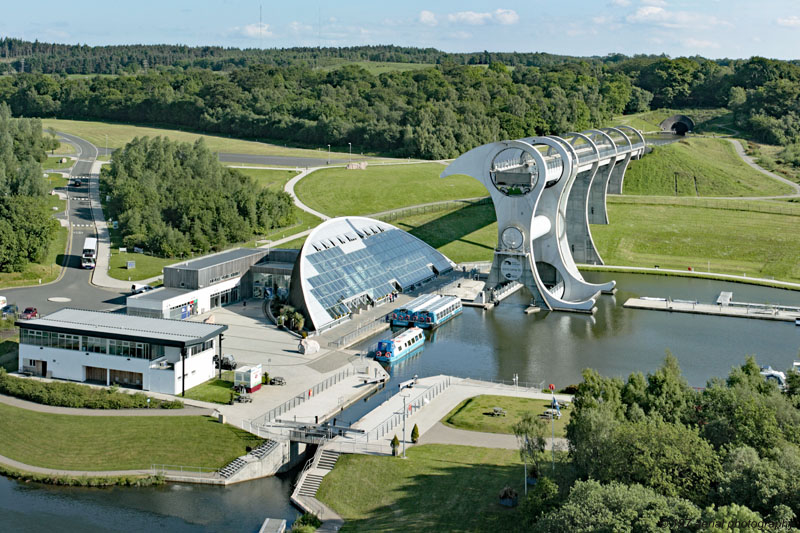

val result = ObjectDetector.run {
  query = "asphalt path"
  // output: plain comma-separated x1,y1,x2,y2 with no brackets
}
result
1,133,125,315
218,152,340,167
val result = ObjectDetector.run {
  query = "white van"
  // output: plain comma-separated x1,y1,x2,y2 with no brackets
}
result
0,296,6,309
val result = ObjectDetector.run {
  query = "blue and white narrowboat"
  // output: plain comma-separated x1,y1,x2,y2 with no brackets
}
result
375,327,425,364
388,294,462,329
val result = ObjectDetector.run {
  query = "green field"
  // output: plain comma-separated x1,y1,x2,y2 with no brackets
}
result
593,199,800,282
614,108,731,133
0,401,261,470
108,251,174,282
443,395,570,438
44,156,74,170
184,371,237,404
47,172,70,189
42,118,355,160
623,138,793,197
51,141,76,155
275,236,308,250
317,444,524,532
294,163,488,217
235,167,299,191
319,60,435,76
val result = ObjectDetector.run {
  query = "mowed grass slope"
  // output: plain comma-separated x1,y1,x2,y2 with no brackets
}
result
443,395,570,438
317,444,525,533
234,168,299,191
0,402,262,470
623,138,794,197
42,118,353,159
295,164,488,217
593,201,800,282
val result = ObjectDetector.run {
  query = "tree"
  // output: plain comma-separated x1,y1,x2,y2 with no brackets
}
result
513,411,548,478
390,435,400,456
411,423,419,443
532,480,701,533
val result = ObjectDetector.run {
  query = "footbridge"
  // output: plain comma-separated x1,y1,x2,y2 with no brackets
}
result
441,126,645,313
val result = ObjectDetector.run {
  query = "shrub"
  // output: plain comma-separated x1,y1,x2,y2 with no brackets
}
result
411,423,419,443
0,369,183,409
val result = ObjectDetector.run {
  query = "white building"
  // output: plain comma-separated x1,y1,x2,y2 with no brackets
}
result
17,309,227,395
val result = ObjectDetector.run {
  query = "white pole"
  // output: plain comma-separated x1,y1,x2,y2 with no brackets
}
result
402,394,407,458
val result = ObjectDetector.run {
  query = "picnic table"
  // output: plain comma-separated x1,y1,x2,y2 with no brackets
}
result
492,407,507,417
541,408,561,420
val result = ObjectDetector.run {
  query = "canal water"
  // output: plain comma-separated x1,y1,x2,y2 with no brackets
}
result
3,273,798,531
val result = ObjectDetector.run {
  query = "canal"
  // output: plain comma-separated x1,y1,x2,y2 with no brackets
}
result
3,272,798,531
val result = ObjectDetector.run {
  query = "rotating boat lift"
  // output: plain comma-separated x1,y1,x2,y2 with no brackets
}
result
441,126,645,313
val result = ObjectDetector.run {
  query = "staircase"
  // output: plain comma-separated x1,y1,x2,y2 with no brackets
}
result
250,439,279,459
218,456,248,479
317,449,339,471
218,439,281,479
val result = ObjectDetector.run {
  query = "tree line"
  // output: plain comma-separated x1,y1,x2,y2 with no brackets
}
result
0,103,59,272
514,355,800,532
104,136,293,257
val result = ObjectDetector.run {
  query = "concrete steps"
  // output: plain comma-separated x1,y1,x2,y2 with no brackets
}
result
297,473,325,497
219,457,248,479
317,450,339,471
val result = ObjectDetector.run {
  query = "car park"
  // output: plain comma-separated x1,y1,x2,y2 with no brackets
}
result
21,307,38,319
2,304,19,319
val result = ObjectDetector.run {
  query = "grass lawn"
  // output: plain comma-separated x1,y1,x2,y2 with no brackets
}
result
594,199,800,282
43,118,355,160
0,401,262,470
235,167,299,191
47,173,70,189
0,224,68,289
44,156,75,170
317,444,526,533
613,108,730,133
276,236,308,250
108,251,174,282
623,138,794,197
51,141,76,155
443,395,570,438
294,163,488,217
184,371,237,404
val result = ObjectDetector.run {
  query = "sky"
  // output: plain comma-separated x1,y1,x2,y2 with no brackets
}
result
2,0,799,59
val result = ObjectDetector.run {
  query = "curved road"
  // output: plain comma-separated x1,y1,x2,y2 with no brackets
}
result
1,133,125,315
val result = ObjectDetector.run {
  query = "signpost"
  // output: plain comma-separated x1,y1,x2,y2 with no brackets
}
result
126,261,135,270
549,383,556,472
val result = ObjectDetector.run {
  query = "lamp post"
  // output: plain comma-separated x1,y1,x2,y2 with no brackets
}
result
401,392,409,458
348,142,352,162
327,144,330,165
549,383,556,473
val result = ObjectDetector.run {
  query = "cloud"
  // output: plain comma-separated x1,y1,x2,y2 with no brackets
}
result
626,6,729,29
237,22,272,39
445,9,519,26
610,0,630,6
642,0,667,5
685,38,720,49
777,15,800,27
419,10,438,27
289,21,312,34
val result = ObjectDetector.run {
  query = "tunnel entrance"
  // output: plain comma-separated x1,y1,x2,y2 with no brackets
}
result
659,115,694,136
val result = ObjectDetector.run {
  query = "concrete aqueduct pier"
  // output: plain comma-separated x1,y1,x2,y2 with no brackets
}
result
442,126,645,313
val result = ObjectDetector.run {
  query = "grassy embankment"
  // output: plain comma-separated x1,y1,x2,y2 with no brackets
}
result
443,395,570,438
51,141,76,154
0,401,261,471
622,138,794,197
44,156,74,170
613,108,731,133
0,195,68,290
183,371,237,404
317,444,527,532
42,118,356,161
294,163,488,217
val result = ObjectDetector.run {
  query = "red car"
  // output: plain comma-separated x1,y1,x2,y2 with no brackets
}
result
21,307,38,319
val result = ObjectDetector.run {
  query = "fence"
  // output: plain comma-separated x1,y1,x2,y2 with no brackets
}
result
326,316,389,349
373,197,491,223
151,464,219,477
250,366,359,426
608,195,800,217
369,376,452,441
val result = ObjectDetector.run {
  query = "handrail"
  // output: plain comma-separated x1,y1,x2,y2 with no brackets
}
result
151,464,219,475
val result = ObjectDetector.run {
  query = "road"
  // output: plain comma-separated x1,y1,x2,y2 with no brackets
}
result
0,133,125,315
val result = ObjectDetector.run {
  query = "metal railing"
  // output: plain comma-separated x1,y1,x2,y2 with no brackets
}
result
293,437,328,490
251,366,358,426
327,316,389,349
369,376,452,441
150,464,219,476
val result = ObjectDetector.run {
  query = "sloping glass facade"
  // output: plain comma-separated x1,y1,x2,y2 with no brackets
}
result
299,219,454,328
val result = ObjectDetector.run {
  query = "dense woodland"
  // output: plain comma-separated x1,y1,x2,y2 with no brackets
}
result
0,41,799,157
0,103,59,272
104,137,293,257
518,356,800,532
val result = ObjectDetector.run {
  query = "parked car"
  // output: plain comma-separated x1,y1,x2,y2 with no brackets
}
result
21,307,38,319
270,376,286,386
130,284,154,295
213,353,237,370
2,304,19,319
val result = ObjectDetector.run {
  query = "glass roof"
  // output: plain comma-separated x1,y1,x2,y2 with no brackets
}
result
305,229,453,322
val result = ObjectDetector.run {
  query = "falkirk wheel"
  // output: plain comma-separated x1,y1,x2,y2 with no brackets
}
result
441,126,646,313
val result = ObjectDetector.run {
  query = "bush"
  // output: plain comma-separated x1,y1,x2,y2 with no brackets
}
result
0,368,183,409
411,423,419,443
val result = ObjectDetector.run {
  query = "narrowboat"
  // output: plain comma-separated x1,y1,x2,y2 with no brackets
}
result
375,327,425,364
388,294,462,329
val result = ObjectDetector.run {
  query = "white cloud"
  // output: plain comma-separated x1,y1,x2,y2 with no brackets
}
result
611,0,631,6
446,9,519,26
685,38,720,49
237,22,273,39
448,30,472,40
777,15,800,27
289,21,312,34
625,6,729,29
494,9,519,25
642,0,667,6
419,10,438,27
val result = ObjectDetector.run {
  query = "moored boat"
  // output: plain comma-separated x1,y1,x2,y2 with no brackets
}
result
375,327,425,363
388,294,462,329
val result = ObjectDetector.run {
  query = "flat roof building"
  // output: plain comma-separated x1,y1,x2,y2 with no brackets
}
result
17,309,227,395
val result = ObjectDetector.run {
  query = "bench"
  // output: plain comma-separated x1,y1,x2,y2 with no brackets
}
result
492,407,507,417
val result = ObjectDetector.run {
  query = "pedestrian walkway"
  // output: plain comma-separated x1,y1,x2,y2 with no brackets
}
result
0,392,213,417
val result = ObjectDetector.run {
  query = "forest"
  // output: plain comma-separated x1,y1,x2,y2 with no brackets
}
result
104,136,294,257
1,43,799,157
518,355,800,532
0,103,59,272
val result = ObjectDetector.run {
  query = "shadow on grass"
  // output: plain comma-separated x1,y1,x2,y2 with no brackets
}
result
399,203,496,252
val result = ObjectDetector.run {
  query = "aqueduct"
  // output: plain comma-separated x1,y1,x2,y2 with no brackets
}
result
441,126,646,313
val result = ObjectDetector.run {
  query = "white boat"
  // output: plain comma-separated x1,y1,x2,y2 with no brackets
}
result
375,327,425,364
